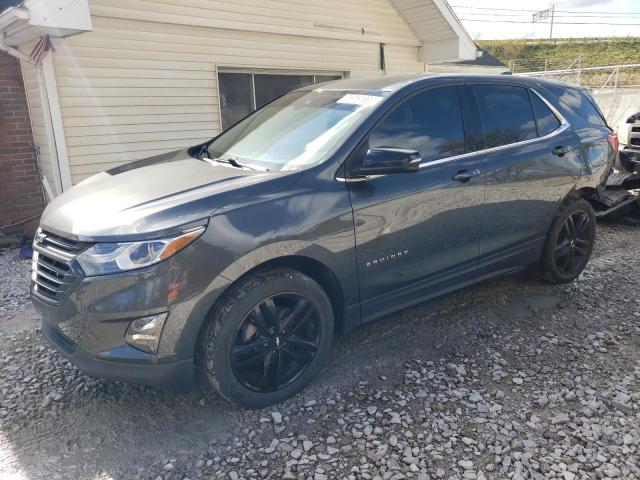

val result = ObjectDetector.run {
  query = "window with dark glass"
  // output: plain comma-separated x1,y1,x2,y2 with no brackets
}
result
368,86,466,162
218,72,342,130
545,85,606,127
531,92,561,137
473,84,537,149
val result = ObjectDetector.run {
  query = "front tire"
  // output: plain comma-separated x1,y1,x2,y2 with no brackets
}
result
200,269,334,407
540,199,596,284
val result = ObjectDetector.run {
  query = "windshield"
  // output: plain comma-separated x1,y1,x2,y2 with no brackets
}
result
207,89,389,171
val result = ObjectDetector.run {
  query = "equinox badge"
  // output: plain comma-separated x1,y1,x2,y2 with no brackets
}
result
366,249,409,268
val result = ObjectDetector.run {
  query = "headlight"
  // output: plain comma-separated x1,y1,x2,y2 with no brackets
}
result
77,226,205,276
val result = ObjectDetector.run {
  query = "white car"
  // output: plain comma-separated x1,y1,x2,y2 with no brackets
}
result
616,112,640,173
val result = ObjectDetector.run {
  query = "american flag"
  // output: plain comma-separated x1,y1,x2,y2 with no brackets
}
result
29,35,55,64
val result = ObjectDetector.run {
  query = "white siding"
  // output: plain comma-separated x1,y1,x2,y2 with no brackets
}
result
51,0,424,183
19,45,60,199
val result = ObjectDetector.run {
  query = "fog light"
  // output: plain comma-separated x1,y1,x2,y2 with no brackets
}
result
125,313,168,354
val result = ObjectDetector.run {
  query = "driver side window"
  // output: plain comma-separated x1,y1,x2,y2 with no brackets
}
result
369,86,466,163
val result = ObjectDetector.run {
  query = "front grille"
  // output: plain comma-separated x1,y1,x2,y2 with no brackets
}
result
31,229,90,303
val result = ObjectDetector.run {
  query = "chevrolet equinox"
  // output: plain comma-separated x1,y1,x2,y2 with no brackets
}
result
31,75,616,406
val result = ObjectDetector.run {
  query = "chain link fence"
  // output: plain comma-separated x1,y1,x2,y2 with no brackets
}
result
516,64,640,130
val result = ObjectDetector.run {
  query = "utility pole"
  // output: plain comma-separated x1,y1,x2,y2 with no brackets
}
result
532,4,555,40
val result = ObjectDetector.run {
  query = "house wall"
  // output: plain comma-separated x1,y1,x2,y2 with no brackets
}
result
0,51,44,238
49,0,425,184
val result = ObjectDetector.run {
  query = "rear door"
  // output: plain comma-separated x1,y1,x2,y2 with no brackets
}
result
346,84,486,321
468,82,584,274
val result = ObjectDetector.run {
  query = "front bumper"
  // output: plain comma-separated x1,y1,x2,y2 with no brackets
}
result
31,234,232,391
42,319,194,390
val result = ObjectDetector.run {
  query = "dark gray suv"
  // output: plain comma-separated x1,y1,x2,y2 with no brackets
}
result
31,74,616,406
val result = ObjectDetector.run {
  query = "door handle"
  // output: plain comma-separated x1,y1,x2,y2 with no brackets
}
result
453,169,481,183
552,145,570,157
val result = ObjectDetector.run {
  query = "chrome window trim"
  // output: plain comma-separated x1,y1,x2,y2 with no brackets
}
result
337,86,570,182
418,88,569,169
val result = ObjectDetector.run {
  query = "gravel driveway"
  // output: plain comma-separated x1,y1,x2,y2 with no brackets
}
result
1,223,639,480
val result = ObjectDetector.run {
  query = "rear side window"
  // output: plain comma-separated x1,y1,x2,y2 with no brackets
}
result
546,85,607,127
369,86,466,162
472,84,537,149
531,92,561,136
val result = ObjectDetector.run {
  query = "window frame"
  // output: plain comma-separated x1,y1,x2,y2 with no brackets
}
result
342,82,571,182
342,82,475,178
365,84,469,165
466,82,570,155
216,68,345,130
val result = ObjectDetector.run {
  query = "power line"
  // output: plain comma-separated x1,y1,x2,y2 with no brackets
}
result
451,5,640,15
457,12,640,19
459,18,640,25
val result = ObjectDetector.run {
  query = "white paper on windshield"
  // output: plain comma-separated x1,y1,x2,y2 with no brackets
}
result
337,94,383,107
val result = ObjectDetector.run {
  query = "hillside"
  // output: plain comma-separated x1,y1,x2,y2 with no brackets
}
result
477,37,640,85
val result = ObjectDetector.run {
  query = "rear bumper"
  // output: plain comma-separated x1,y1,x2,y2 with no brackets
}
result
42,319,195,391
619,147,640,164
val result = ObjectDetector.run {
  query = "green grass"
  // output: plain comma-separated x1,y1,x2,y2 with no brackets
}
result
477,38,640,85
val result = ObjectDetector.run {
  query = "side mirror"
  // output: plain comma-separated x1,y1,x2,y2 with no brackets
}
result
353,147,421,176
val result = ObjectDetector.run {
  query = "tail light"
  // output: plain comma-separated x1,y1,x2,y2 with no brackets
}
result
608,133,619,152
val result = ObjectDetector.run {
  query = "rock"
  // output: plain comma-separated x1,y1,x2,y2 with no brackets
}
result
271,411,283,424
551,413,570,425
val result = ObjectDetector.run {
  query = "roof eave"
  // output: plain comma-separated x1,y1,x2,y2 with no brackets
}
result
0,0,91,46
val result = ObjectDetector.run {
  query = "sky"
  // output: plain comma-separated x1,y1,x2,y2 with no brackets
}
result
451,0,640,40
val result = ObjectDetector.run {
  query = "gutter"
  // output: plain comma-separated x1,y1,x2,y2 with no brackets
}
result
0,37,34,63
0,6,34,63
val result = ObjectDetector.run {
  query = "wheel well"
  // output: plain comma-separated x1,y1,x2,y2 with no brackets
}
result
218,256,347,334
563,187,597,205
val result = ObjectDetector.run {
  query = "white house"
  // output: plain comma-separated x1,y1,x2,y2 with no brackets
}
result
0,0,476,200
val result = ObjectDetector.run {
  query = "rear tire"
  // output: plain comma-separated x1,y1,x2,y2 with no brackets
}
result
540,199,596,284
199,269,334,407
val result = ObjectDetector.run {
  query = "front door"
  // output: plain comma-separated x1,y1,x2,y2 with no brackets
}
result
345,85,486,321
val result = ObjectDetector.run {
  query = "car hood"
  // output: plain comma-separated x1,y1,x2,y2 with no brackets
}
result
40,148,301,242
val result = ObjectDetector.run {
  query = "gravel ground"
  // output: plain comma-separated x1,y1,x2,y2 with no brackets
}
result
0,223,639,480
0,248,31,316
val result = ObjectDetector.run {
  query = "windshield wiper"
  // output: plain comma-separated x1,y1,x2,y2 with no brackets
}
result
199,154,260,171
217,156,256,170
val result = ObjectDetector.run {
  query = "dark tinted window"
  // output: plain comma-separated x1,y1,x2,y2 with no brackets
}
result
254,74,314,108
218,72,255,131
315,75,342,83
218,72,343,130
546,85,607,127
473,84,537,149
531,92,561,136
368,86,466,162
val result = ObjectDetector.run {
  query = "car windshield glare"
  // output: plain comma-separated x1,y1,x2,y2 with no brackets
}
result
207,89,389,171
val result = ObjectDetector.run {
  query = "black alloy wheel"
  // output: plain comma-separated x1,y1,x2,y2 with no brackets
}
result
200,269,333,407
231,293,321,393
554,210,592,275
540,199,596,284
